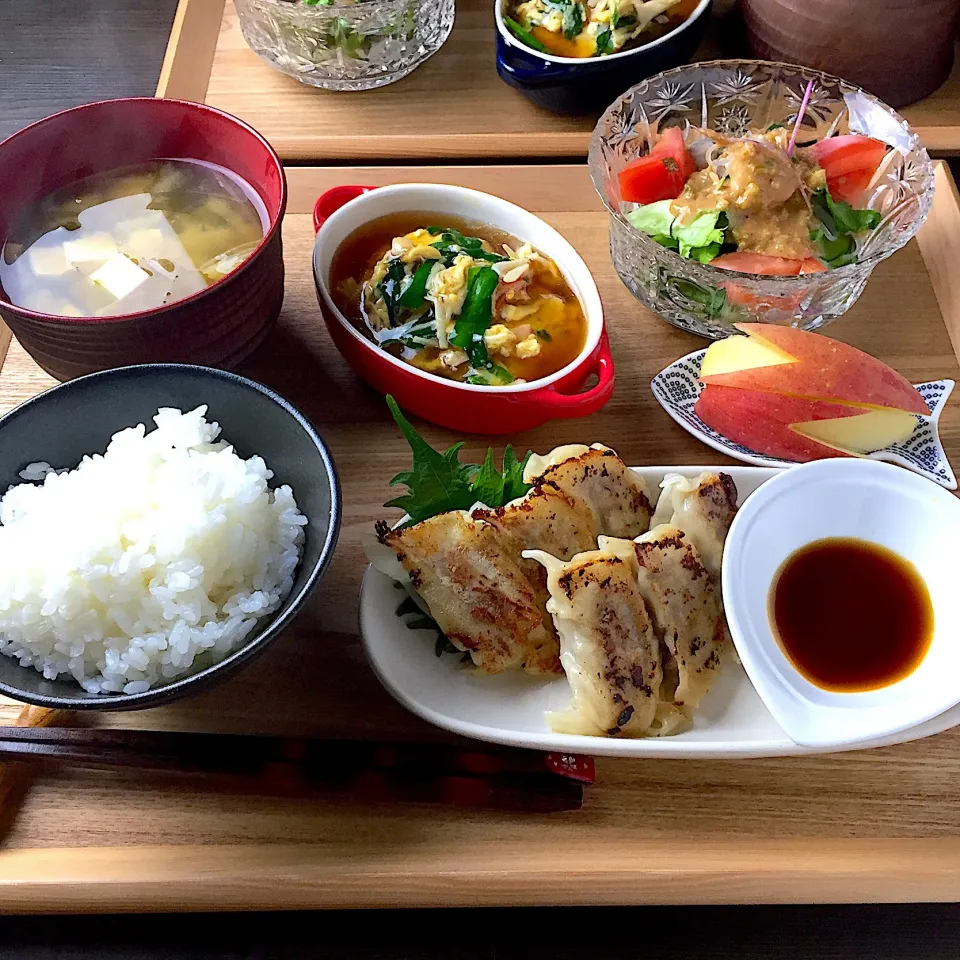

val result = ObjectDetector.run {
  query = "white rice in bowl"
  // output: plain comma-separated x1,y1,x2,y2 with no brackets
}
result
0,406,307,695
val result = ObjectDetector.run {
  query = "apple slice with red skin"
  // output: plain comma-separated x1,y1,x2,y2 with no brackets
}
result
699,324,930,416
695,385,867,462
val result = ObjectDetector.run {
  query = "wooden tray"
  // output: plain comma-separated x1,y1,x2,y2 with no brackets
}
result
157,0,960,161
2,163,960,912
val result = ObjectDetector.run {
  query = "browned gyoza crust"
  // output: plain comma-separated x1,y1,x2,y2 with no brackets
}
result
651,471,738,584
535,447,653,539
550,550,662,736
383,511,552,674
383,448,658,678
526,523,726,739
470,447,654,674
471,480,599,676
631,525,726,713
695,472,738,542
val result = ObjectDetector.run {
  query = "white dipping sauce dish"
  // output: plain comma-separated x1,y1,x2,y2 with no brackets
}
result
722,458,960,748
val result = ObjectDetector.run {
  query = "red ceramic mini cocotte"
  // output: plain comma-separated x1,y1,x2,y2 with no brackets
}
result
0,98,286,381
312,183,614,435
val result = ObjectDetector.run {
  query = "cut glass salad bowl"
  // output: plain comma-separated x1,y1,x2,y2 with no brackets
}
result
588,60,936,339
234,0,455,91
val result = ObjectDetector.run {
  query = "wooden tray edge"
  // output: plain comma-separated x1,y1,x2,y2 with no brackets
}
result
283,164,605,214
0,165,960,912
0,322,11,382
155,0,226,102
2,838,960,912
917,161,960,365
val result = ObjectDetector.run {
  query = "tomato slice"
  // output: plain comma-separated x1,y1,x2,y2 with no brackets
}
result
810,135,887,177
809,135,887,203
826,168,875,205
719,256,825,310
619,126,696,203
618,154,687,204
722,282,806,311
710,253,804,276
651,126,696,182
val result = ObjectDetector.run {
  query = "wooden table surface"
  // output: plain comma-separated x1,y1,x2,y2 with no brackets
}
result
2,165,960,914
186,0,960,161
0,0,179,142
3,0,960,949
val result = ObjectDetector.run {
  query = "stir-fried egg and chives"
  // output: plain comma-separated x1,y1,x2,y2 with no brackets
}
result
331,219,587,385
505,0,683,58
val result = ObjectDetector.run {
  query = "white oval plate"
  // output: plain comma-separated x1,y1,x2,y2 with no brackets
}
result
651,349,956,490
359,466,960,758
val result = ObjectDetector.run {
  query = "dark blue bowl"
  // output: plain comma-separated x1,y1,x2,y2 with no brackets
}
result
495,0,712,116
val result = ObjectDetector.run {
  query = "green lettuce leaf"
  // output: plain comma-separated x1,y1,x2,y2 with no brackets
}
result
625,199,675,237
810,187,881,268
690,241,723,264
674,211,726,259
627,201,725,263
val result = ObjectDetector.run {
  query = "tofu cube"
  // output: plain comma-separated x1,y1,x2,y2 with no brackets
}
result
27,244,72,277
89,254,150,300
125,228,166,260
63,233,118,265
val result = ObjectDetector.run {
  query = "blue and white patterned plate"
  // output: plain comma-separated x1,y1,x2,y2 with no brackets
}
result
651,349,956,491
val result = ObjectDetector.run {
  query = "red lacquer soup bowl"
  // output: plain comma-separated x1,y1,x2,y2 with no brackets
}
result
0,98,287,381
312,183,613,435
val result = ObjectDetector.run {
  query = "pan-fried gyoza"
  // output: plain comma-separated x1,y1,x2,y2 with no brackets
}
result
469,443,655,673
380,511,554,674
526,523,726,739
622,524,725,715
650,471,738,584
523,444,654,540
373,400,740,738
525,542,664,738
387,443,654,675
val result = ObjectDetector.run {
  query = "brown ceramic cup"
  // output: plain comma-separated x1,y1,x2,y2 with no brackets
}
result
741,0,960,108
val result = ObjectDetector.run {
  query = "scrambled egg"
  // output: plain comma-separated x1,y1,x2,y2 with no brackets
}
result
483,324,542,360
515,334,542,359
512,0,682,58
426,254,472,348
391,229,443,264
360,226,573,383
484,324,518,356
501,302,540,323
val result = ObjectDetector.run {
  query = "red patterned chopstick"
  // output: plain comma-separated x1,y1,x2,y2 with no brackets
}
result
0,727,594,812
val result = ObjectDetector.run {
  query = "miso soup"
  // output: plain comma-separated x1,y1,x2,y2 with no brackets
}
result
0,159,267,317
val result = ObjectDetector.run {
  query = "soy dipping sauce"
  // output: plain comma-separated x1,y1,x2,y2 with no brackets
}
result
770,537,934,692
